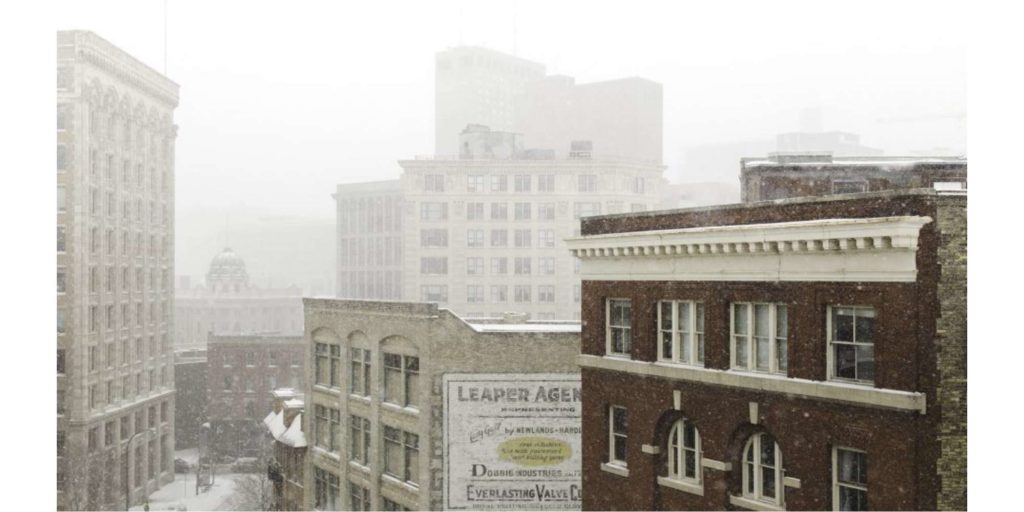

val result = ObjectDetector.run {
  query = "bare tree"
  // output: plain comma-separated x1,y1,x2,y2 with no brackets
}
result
226,473,273,511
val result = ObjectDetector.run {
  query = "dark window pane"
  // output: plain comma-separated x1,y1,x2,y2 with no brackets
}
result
835,344,857,379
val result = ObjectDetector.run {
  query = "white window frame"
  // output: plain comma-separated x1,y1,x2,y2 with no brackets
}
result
657,300,705,366
831,180,868,195
606,299,632,358
666,418,702,485
832,446,868,511
741,433,784,508
730,303,788,375
826,306,875,385
608,405,628,467
383,352,419,409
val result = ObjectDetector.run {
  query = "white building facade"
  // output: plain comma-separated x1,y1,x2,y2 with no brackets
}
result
397,153,666,320
57,30,178,510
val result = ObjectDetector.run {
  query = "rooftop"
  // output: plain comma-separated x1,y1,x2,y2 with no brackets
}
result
741,153,966,169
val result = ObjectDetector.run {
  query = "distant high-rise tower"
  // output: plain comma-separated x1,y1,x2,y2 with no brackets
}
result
57,30,179,510
434,46,546,156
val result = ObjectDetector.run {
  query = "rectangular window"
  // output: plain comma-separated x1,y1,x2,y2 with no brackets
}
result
382,497,410,511
424,174,444,192
490,175,507,192
514,202,531,220
315,404,331,450
514,174,531,192
315,343,330,386
538,230,555,248
538,285,555,303
490,229,507,247
57,349,65,374
57,145,67,170
658,301,706,366
330,345,341,387
467,285,484,303
513,229,531,248
57,226,66,252
731,303,787,374
514,257,531,275
421,285,447,302
539,257,555,275
573,202,601,219
383,426,419,485
491,257,508,275
467,175,485,193
383,353,419,408
609,406,628,466
314,467,340,511
490,202,508,220
633,177,646,194
349,415,371,466
420,257,448,275
491,285,508,303
419,202,448,221
578,174,597,192
538,174,555,192
538,202,555,221
57,269,66,293
607,299,632,357
514,285,531,303
350,348,371,397
467,229,484,247
833,447,868,511
829,306,875,384
57,308,66,334
350,482,370,511
57,186,66,212
466,257,484,275
466,202,484,220
420,229,448,247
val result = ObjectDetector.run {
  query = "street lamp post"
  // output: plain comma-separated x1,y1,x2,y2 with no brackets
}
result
125,429,153,511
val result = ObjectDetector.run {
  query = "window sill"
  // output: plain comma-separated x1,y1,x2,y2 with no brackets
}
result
600,462,629,478
382,402,420,416
348,460,371,474
657,476,703,496
349,394,371,404
728,495,784,511
380,473,420,494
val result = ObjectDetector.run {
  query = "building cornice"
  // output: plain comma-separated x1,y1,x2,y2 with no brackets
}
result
578,355,926,414
566,216,932,283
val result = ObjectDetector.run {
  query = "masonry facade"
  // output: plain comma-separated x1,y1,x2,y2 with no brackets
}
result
57,30,178,510
566,189,967,510
206,334,306,459
740,154,967,202
302,299,581,511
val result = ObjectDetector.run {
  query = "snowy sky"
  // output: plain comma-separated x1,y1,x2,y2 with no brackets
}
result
53,0,967,281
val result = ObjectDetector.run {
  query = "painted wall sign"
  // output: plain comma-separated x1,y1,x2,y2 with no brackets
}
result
443,373,582,510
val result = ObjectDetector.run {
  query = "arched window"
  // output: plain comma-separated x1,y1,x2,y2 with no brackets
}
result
742,433,784,507
666,418,701,484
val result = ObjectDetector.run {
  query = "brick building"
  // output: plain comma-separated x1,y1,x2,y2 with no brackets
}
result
173,349,207,449
265,389,307,511
740,154,967,202
206,334,306,458
302,299,581,511
566,187,966,510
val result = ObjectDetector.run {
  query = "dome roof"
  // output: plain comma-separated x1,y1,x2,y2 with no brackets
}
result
206,247,249,288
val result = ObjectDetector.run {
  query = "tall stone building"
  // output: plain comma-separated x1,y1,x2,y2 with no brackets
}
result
334,181,404,300
175,248,304,350
57,30,178,510
398,131,665,320
566,186,967,510
434,46,546,156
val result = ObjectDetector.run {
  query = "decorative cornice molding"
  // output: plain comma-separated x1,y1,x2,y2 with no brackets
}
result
566,216,932,283
567,216,932,259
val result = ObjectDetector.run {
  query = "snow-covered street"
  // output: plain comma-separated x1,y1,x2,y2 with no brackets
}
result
128,450,246,512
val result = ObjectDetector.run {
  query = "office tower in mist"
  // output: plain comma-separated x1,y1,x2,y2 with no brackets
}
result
434,46,547,156
56,30,178,510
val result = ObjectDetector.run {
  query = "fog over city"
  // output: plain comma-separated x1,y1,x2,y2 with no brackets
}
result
55,0,966,290
52,2,971,510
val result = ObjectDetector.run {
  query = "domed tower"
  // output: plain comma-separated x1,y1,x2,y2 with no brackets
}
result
206,247,250,293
